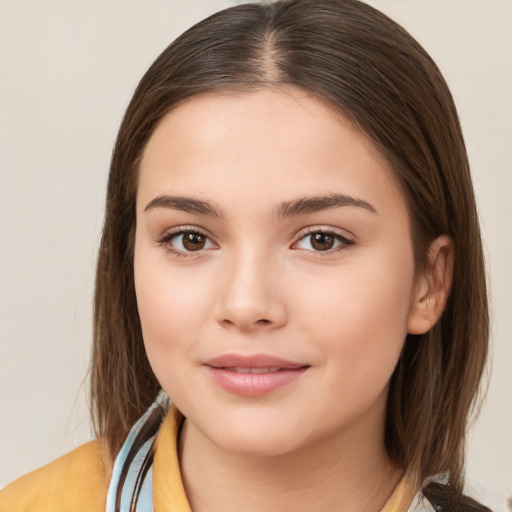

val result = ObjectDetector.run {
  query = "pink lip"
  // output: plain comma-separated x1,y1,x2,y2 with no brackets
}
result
204,354,309,397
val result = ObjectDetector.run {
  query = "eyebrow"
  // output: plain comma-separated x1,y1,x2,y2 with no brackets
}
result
144,195,224,217
274,194,378,218
143,193,377,218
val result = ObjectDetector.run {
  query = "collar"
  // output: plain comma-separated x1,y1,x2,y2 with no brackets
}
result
152,404,418,512
153,405,191,512
108,400,419,512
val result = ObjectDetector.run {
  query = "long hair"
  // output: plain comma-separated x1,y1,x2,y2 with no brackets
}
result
91,0,488,490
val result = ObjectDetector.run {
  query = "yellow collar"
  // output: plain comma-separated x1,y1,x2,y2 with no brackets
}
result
153,405,191,512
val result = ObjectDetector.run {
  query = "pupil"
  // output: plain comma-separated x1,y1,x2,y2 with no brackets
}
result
311,233,334,251
183,233,205,251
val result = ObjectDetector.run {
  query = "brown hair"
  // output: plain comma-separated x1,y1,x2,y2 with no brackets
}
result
91,0,489,490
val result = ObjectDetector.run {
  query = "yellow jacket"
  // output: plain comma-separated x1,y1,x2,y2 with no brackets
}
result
0,407,191,512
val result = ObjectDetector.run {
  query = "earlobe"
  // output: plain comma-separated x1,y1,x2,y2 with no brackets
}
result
407,235,454,335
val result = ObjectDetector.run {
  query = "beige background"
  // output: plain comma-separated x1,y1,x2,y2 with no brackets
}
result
1,1,510,510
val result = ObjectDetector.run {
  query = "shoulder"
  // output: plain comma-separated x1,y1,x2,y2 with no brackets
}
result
0,440,111,512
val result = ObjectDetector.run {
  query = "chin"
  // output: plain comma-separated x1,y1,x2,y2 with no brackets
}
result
192,411,308,458
212,429,303,458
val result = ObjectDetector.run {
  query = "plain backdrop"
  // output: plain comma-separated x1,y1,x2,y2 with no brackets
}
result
1,1,511,510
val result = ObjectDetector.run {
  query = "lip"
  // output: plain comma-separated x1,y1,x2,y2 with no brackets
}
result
204,354,310,397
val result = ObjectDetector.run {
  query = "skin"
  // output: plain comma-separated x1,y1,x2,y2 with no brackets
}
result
134,87,452,512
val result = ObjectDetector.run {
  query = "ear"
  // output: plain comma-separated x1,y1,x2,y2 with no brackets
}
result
407,235,454,335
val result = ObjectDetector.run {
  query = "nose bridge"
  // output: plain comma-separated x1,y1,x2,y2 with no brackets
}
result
215,244,287,331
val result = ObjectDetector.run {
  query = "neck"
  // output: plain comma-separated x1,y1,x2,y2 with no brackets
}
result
178,412,402,512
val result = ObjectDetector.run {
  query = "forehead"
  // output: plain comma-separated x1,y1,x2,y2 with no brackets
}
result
137,87,405,219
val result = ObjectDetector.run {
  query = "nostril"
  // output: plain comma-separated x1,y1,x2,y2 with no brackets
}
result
256,319,271,325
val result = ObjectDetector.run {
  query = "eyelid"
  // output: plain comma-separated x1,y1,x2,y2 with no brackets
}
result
155,225,218,255
156,225,211,241
295,225,354,241
292,226,355,253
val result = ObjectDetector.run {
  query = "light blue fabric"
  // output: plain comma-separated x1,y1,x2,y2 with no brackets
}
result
105,398,164,512
136,466,154,512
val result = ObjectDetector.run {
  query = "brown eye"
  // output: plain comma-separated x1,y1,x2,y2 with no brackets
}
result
182,232,206,251
159,229,216,254
294,230,353,253
310,233,335,251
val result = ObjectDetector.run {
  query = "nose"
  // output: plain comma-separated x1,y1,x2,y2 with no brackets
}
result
213,249,288,332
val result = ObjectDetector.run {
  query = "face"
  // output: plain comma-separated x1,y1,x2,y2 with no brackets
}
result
134,87,421,458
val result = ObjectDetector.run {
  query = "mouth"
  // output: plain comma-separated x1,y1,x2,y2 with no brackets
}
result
220,367,288,374
205,353,307,369
204,354,310,396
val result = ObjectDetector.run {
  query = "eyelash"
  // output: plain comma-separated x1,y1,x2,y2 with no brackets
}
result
156,227,354,258
294,228,355,256
156,227,215,258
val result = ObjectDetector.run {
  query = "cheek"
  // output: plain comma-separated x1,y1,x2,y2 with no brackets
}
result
298,249,415,385
133,244,212,369
302,249,413,325
134,267,211,402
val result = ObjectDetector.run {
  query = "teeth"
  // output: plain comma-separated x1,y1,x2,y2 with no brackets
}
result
231,367,281,374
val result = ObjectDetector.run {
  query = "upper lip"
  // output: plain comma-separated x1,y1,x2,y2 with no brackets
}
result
204,354,308,369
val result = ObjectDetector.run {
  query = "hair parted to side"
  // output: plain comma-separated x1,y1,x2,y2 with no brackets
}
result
91,0,488,490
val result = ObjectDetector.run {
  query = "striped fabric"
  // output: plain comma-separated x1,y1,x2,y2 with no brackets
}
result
105,397,166,512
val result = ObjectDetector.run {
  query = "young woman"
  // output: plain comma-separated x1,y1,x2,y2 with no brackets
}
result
0,1,490,511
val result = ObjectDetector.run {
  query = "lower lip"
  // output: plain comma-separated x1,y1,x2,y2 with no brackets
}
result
205,367,308,397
